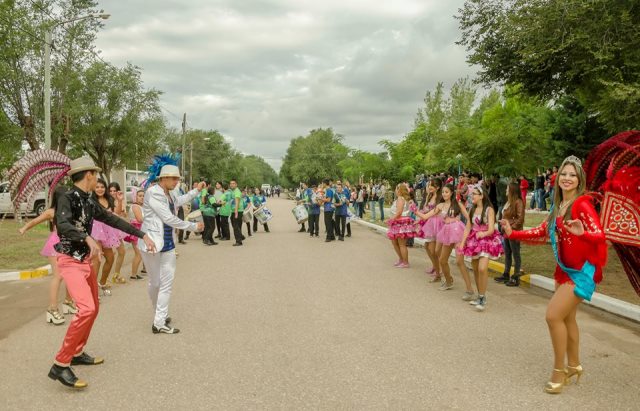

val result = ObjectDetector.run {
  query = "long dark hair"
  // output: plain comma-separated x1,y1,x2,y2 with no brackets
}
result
443,183,462,218
506,182,521,207
469,185,492,224
421,177,443,209
93,178,115,210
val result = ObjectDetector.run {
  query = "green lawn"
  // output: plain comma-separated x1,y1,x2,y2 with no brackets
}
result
0,220,51,270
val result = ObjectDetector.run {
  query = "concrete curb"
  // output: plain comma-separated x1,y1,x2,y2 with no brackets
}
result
0,264,52,282
352,218,640,323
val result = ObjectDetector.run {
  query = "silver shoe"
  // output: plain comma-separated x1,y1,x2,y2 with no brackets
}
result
61,300,78,315
46,309,65,325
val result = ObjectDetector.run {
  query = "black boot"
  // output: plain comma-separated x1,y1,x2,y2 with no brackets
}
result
494,274,509,283
48,364,88,389
505,275,521,287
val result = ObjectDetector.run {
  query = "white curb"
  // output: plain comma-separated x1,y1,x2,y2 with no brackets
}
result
352,219,640,323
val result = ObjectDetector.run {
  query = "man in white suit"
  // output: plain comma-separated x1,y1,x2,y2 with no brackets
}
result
138,165,205,334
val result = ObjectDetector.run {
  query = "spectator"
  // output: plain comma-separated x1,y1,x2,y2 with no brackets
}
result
519,175,529,205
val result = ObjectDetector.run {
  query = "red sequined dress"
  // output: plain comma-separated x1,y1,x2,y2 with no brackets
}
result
507,195,607,285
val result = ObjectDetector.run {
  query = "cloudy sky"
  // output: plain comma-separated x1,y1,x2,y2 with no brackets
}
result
95,0,473,171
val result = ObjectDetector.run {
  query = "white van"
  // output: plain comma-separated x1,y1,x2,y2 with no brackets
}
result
0,181,47,217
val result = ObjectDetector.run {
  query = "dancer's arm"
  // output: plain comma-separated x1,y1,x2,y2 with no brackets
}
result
147,189,199,231
414,204,440,221
19,208,54,234
566,196,606,243
175,187,201,208
501,220,548,243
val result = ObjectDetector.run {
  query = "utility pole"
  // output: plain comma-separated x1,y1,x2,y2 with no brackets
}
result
181,113,186,181
189,139,193,188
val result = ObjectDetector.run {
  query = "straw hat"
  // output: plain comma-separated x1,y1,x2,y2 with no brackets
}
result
66,156,102,176
158,165,181,178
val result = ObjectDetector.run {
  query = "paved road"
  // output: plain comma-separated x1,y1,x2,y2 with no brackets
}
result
1,197,639,410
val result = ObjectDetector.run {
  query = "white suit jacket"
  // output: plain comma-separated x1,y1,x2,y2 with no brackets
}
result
138,184,199,253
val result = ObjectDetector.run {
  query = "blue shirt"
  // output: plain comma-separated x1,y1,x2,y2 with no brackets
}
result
335,190,349,216
161,198,176,252
323,188,335,212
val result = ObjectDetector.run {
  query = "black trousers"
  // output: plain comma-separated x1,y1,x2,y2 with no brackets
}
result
202,214,215,243
308,213,320,235
324,211,335,240
177,207,185,241
220,216,230,240
334,213,340,237
504,239,522,277
253,217,269,232
231,213,244,244
346,222,351,236
215,214,222,237
245,221,252,236
335,214,346,238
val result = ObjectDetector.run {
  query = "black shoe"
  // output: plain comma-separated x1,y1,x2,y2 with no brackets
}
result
211,241,218,245
178,240,186,244
346,234,351,237
494,275,509,283
233,242,243,246
325,239,333,242
241,236,246,241
265,229,270,233
220,237,229,241
505,277,521,287
215,235,221,239
152,324,180,334
204,241,213,246
338,236,344,241
71,352,104,366
185,236,190,240
298,227,306,232
48,364,87,389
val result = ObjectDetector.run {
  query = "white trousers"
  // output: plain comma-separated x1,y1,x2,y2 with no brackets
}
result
141,250,176,328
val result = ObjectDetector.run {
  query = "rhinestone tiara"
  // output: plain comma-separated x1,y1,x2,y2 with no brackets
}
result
563,155,582,167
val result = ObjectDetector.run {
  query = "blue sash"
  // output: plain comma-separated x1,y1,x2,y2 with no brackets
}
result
548,209,596,301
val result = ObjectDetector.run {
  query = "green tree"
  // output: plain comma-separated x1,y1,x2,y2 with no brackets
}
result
457,0,640,132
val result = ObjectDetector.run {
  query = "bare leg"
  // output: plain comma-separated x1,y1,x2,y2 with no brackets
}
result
455,249,473,292
131,245,142,277
546,283,582,383
477,257,489,295
471,259,480,291
48,256,61,309
391,239,401,261
425,241,440,273
398,238,409,264
99,247,115,285
114,241,126,276
565,305,580,367
438,245,454,283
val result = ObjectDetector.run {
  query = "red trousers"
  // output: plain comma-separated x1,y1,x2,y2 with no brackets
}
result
54,255,99,366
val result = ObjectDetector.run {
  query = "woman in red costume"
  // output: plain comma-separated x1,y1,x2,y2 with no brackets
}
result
501,155,607,394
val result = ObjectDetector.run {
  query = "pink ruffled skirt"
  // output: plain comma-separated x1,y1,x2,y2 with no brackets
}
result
436,220,466,245
40,231,59,257
419,215,444,242
387,216,417,240
91,220,122,249
462,228,504,259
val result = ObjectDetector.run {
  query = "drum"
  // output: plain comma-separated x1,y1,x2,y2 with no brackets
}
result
346,208,356,225
243,205,254,223
292,204,308,224
186,209,202,224
254,206,272,224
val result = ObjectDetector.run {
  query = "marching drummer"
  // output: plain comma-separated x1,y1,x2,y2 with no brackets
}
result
296,183,309,233
251,188,270,233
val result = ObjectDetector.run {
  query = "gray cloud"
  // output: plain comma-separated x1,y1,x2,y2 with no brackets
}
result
95,0,473,170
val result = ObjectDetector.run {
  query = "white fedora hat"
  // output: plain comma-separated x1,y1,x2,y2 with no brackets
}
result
67,156,102,176
158,164,181,178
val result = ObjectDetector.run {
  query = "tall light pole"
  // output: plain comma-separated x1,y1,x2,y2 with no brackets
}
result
44,12,110,150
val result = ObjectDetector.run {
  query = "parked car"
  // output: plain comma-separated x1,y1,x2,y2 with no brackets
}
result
0,181,47,217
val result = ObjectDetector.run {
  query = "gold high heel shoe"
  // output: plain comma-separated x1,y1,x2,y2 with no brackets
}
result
544,368,568,394
566,365,584,385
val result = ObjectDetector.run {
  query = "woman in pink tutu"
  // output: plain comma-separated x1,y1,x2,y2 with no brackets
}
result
19,188,77,325
416,183,473,292
386,183,415,268
92,178,122,295
460,185,504,311
415,178,443,280
108,182,128,284
124,188,145,280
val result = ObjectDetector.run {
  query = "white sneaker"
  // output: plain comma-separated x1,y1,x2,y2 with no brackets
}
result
474,296,487,311
438,281,454,291
462,291,476,301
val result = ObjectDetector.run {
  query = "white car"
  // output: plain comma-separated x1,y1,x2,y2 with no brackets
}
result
0,181,47,217
261,184,271,193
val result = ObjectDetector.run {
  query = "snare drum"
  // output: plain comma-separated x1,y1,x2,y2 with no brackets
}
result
243,205,254,223
186,210,203,224
254,206,272,224
292,204,308,224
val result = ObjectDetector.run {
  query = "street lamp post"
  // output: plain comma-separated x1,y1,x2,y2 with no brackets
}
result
455,154,462,177
44,12,110,150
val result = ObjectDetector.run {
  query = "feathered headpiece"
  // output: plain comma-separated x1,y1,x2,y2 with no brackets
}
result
5,149,71,211
584,130,640,296
144,153,181,189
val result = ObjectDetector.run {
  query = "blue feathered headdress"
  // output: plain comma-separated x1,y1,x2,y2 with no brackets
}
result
144,153,181,189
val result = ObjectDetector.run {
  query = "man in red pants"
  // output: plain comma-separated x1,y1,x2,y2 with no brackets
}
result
48,157,156,389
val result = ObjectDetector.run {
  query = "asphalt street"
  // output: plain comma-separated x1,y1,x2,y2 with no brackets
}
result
0,197,638,410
